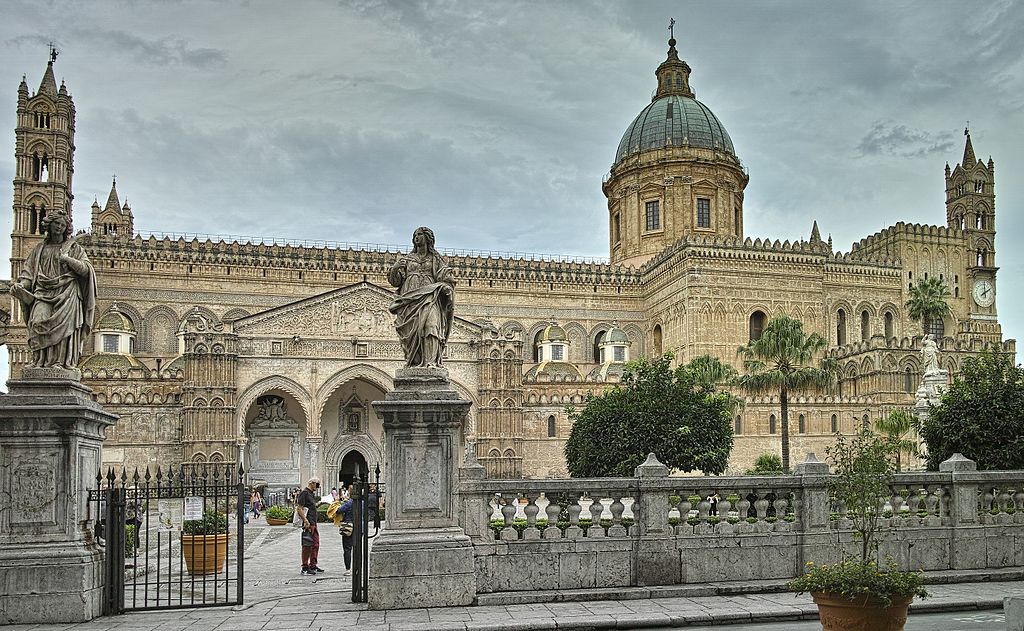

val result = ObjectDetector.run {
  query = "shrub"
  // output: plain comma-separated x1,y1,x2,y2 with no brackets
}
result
266,505,293,520
745,452,784,475
183,509,228,535
789,558,926,607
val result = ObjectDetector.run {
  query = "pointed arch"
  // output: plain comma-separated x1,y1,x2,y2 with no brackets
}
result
235,375,313,437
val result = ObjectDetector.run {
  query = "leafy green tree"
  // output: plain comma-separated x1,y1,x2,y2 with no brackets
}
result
905,277,951,338
745,452,783,475
563,354,734,477
920,350,1024,470
874,409,919,472
736,315,838,472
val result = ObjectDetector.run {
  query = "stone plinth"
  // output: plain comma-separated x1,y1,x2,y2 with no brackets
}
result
368,367,476,609
0,374,117,624
1006,596,1024,631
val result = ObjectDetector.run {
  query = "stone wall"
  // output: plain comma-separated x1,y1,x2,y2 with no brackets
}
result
457,455,1024,594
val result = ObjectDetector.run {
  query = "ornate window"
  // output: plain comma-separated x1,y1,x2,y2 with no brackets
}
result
547,415,556,438
975,179,984,193
830,414,838,434
342,397,366,433
551,345,564,361
613,346,625,362
613,213,621,243
749,311,766,342
769,414,777,434
102,334,118,353
645,200,660,231
798,414,806,434
836,309,847,346
861,310,870,341
884,312,894,339
862,414,870,429
697,198,711,228
593,330,606,363
652,325,663,357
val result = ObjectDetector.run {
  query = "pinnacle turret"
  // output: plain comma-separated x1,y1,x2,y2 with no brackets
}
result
810,221,822,243
653,35,694,100
104,178,120,213
962,129,976,165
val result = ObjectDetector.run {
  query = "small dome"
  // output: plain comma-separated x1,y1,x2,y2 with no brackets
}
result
97,310,135,333
81,353,142,371
614,94,735,166
539,323,567,342
525,361,582,381
603,325,630,345
588,362,627,382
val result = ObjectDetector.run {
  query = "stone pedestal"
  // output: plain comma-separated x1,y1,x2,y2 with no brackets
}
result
368,367,476,609
0,371,117,624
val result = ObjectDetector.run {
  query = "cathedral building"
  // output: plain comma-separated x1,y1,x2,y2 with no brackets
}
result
5,39,1012,489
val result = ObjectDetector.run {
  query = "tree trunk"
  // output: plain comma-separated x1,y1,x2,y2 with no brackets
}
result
780,387,790,472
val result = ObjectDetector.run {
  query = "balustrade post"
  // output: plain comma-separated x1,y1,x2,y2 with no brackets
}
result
940,453,984,571
794,453,833,570
940,453,978,525
633,453,676,586
457,460,489,542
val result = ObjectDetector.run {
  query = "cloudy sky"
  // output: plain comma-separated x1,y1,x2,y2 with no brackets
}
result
2,1,1022,362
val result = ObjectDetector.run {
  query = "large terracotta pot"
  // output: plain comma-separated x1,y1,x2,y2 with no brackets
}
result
266,517,289,526
181,533,229,576
812,592,913,631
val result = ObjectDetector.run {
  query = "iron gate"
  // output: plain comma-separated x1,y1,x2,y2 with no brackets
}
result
90,464,245,614
349,467,383,603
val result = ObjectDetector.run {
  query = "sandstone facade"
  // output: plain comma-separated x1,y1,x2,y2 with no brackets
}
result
6,41,1011,486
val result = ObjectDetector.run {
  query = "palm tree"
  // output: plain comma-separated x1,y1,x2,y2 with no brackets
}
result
684,354,743,412
874,409,920,472
905,277,951,338
736,315,839,472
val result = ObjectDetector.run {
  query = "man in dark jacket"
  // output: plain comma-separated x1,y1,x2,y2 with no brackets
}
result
295,477,323,575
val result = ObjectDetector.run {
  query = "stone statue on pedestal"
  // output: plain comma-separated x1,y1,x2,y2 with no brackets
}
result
922,334,941,375
10,207,96,370
387,227,454,368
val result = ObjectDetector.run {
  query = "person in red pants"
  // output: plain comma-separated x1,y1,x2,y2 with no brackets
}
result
295,477,323,575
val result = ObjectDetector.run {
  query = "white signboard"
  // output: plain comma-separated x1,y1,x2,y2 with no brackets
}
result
157,500,180,531
183,496,204,521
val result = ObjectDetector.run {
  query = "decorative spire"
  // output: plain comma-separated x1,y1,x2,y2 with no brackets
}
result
810,220,822,243
653,22,694,101
104,177,120,213
37,45,59,98
962,126,976,165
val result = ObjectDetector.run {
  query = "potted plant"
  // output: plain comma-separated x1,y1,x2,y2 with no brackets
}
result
266,504,293,526
181,509,229,576
788,429,927,631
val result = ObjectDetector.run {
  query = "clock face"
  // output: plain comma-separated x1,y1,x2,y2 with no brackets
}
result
973,279,995,307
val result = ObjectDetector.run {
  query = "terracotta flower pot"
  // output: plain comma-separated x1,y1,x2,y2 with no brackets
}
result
181,533,229,576
812,592,913,631
266,517,289,526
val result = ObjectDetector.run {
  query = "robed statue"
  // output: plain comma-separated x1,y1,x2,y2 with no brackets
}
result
388,227,454,368
921,334,940,375
10,207,97,369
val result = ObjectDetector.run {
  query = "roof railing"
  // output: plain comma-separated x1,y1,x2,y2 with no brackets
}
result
125,230,610,265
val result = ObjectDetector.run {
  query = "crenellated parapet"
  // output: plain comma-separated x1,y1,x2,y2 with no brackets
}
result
80,231,644,288
851,222,968,259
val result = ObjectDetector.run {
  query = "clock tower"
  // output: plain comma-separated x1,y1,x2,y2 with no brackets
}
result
945,129,998,327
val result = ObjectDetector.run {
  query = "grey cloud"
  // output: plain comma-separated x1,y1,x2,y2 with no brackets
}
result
72,28,226,68
856,122,956,158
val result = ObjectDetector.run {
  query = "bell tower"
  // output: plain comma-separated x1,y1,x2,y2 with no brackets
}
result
945,129,997,320
11,46,76,279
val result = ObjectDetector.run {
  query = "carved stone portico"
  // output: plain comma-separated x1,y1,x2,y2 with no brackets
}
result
369,367,476,609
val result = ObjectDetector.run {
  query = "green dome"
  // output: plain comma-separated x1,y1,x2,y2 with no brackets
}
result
96,310,135,333
81,353,142,371
525,361,582,381
614,94,735,165
539,323,567,343
603,326,630,344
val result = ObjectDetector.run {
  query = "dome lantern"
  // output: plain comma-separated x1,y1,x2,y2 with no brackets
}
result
654,37,693,100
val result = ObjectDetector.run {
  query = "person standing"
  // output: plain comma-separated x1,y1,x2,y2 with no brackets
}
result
296,477,324,575
336,495,354,575
250,489,263,519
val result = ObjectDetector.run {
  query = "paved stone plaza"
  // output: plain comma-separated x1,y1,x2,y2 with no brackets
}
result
3,518,1021,631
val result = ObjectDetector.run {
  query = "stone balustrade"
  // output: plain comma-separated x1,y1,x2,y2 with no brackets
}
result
457,453,1024,594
